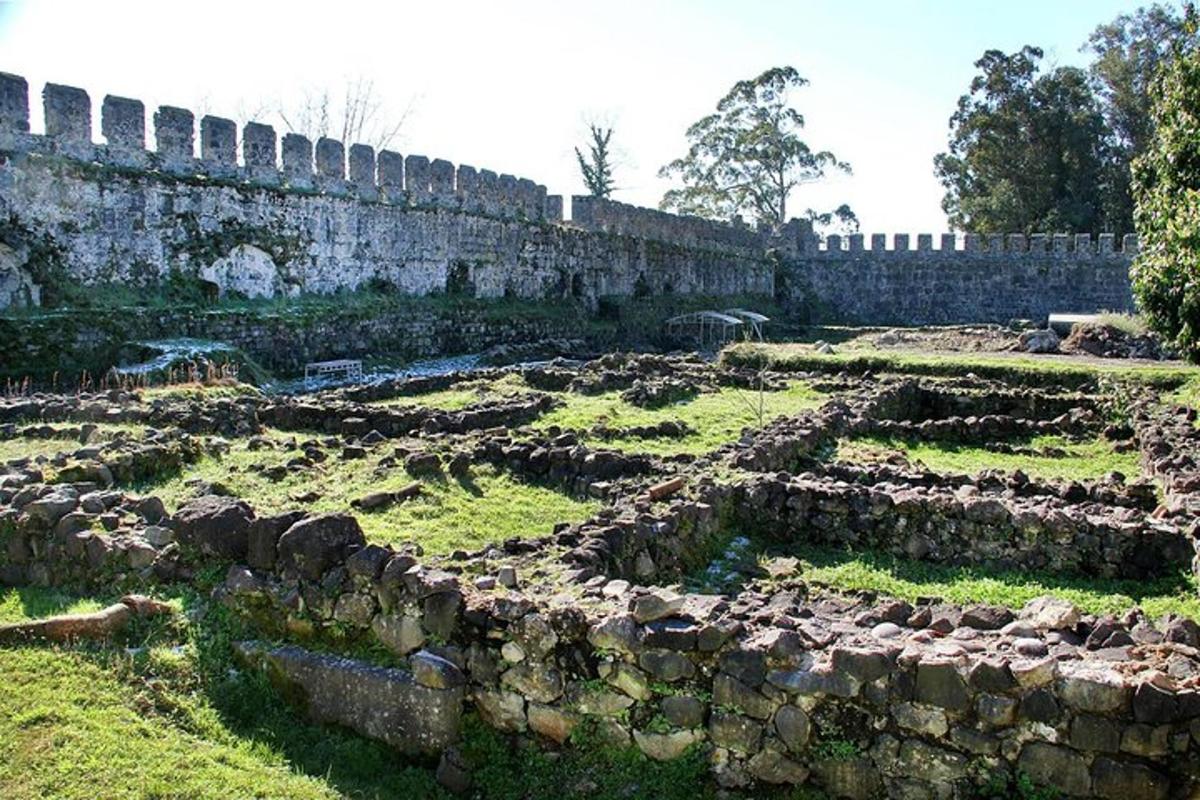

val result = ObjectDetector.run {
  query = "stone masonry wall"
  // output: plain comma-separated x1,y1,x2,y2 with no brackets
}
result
0,73,771,310
0,305,592,380
0,70,1138,328
780,232,1137,326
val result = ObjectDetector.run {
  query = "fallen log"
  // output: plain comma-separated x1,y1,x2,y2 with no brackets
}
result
645,476,686,501
351,482,423,511
0,594,174,645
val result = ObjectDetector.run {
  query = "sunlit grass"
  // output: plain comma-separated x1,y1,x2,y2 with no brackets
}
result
137,382,262,402
142,436,598,553
722,341,1198,388
781,544,1200,620
532,382,826,456
0,588,106,625
0,423,147,464
836,433,1141,481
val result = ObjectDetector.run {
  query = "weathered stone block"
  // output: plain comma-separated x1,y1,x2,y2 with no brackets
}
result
709,710,762,754
200,115,237,174
528,703,581,744
430,158,455,198
914,660,969,711
633,728,704,761
405,155,432,203
154,106,194,168
377,149,404,198
0,72,29,136
713,673,776,720
348,143,376,197
1070,713,1120,752
100,95,145,156
1060,672,1128,714
315,137,346,192
43,83,90,143
237,642,462,754
473,688,526,731
1091,757,1168,800
1018,743,1091,796
281,133,313,187
242,122,277,179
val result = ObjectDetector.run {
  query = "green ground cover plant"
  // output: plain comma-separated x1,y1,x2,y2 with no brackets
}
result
0,423,147,464
142,439,599,554
766,544,1200,620
532,382,825,456
374,374,534,411
722,341,1198,389
836,434,1141,482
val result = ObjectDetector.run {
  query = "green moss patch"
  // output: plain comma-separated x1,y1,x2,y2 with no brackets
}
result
373,374,534,411
0,423,147,465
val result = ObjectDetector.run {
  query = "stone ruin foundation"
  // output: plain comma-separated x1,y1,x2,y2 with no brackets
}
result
2,354,1200,798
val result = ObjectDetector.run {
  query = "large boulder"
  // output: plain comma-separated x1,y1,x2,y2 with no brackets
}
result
169,495,255,559
1018,328,1060,354
276,513,366,580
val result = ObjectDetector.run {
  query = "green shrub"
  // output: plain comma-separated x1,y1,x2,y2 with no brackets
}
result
1131,13,1200,360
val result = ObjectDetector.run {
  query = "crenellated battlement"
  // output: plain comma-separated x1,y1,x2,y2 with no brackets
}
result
0,72,559,222
795,230,1138,258
571,195,764,254
0,69,1138,323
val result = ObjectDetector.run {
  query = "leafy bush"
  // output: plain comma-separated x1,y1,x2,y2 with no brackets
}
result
1131,14,1200,360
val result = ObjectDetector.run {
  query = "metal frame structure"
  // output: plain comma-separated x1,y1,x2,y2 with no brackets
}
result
665,310,744,347
722,308,770,341
304,359,364,388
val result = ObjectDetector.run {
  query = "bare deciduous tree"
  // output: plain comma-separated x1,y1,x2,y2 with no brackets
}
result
277,76,415,151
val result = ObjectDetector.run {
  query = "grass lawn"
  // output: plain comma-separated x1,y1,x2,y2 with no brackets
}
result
0,585,442,800
0,423,147,465
531,383,826,456
778,545,1200,620
836,434,1142,482
722,341,1199,389
142,438,599,554
0,647,344,800
137,382,262,402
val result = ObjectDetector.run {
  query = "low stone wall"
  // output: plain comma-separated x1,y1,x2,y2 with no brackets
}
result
0,304,589,381
198,500,1200,799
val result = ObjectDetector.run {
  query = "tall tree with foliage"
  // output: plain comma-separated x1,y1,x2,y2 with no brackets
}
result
575,124,616,199
934,47,1115,235
658,66,852,230
1084,3,1197,233
1131,9,1200,360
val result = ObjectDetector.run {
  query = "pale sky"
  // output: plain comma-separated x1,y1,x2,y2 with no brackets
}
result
0,0,1158,233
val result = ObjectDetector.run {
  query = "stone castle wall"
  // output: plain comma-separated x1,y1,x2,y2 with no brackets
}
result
0,70,1137,327
0,73,771,310
780,232,1138,325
